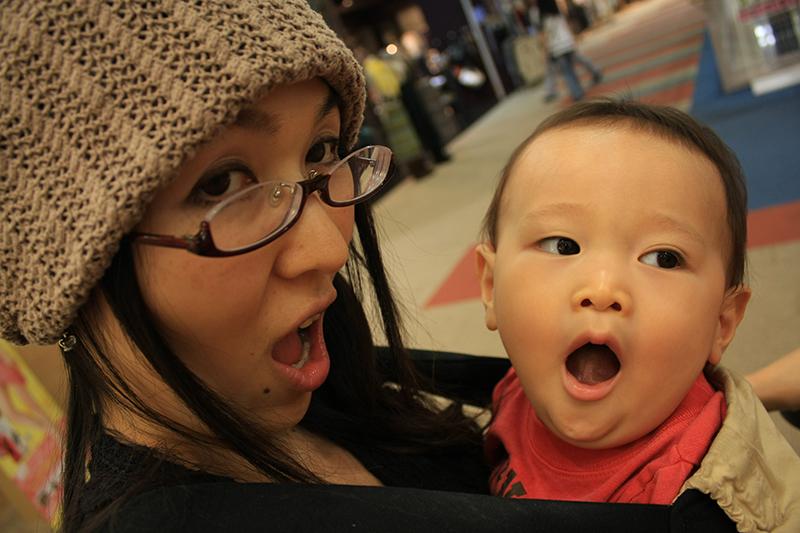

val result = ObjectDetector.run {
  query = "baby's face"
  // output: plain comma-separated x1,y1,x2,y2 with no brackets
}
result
477,124,749,449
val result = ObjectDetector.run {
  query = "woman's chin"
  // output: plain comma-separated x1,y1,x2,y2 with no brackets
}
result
254,390,314,433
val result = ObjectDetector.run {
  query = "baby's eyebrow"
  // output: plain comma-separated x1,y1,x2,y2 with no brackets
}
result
520,202,590,222
646,213,706,245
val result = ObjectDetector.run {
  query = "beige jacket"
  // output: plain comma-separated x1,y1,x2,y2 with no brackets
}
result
681,367,800,532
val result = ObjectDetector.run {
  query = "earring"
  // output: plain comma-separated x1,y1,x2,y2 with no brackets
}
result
58,333,77,353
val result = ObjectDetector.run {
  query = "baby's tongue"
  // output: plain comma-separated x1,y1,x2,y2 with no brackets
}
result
566,343,620,385
272,331,302,366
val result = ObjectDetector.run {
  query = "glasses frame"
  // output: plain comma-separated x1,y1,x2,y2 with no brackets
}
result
131,145,394,257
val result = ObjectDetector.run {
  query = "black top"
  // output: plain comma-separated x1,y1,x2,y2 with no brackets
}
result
80,434,230,520
79,348,505,527
81,429,490,523
100,479,735,533
85,435,735,533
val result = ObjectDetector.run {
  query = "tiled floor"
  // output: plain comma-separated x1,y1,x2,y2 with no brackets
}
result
374,0,800,453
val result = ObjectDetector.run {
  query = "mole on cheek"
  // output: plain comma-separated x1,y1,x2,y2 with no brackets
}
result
263,387,271,395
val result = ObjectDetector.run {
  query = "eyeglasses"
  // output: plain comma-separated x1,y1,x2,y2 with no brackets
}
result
132,145,394,257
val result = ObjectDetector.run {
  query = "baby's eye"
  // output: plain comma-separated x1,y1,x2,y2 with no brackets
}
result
307,138,340,166
640,250,683,269
190,167,257,206
539,237,580,255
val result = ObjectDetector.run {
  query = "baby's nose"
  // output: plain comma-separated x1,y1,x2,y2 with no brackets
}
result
572,269,631,314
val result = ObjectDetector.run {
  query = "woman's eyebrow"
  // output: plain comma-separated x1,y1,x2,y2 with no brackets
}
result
233,107,281,135
232,88,338,134
316,87,340,123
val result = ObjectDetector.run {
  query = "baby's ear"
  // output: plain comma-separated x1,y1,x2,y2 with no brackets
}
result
709,286,751,365
475,243,498,331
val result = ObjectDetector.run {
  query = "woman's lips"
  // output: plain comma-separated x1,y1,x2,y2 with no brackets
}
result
270,316,330,392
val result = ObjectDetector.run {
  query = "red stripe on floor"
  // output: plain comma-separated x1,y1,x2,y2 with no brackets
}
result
599,37,702,74
585,22,705,61
559,79,695,107
424,247,481,308
639,80,695,105
748,200,800,248
587,54,700,95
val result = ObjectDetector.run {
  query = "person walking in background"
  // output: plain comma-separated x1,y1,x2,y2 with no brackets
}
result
536,0,602,101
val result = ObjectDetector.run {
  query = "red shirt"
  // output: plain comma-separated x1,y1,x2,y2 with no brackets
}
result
486,369,725,504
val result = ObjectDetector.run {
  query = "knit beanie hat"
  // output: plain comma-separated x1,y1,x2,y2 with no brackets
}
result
0,0,366,345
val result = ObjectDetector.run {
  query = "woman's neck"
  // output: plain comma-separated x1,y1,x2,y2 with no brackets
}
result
280,427,382,486
103,407,381,485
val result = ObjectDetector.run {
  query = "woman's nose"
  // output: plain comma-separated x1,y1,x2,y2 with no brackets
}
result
571,268,631,315
272,194,351,279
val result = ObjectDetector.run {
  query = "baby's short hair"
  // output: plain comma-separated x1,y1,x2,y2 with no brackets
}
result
480,99,748,288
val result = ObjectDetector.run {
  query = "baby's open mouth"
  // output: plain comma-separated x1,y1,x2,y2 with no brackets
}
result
566,343,621,385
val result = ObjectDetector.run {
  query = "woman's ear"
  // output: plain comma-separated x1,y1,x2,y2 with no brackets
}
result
475,243,498,331
709,286,751,365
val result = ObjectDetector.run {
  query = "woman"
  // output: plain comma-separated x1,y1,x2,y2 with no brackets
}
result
1,2,489,530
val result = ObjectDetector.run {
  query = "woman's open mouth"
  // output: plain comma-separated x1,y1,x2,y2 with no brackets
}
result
562,342,621,401
292,318,314,369
272,315,319,369
271,314,330,392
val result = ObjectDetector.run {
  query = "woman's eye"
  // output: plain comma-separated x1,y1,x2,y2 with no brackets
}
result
539,237,580,255
640,250,683,269
306,138,339,165
191,167,256,205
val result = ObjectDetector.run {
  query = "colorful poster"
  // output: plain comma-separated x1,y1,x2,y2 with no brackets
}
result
0,340,63,527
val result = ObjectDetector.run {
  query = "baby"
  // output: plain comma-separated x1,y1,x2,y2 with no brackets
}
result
476,100,800,529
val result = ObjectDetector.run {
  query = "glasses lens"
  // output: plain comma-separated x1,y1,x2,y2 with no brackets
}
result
208,182,301,252
327,145,392,204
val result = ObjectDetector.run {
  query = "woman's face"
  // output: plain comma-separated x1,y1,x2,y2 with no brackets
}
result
133,79,353,432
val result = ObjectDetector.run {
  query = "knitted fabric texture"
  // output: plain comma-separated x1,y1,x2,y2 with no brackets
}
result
0,0,366,345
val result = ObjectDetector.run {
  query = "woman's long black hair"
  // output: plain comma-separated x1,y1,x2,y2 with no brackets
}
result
59,202,484,532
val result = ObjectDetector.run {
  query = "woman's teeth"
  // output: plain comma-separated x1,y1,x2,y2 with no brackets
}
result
292,323,313,369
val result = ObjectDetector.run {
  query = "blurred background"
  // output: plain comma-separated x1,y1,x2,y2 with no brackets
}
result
4,0,799,529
